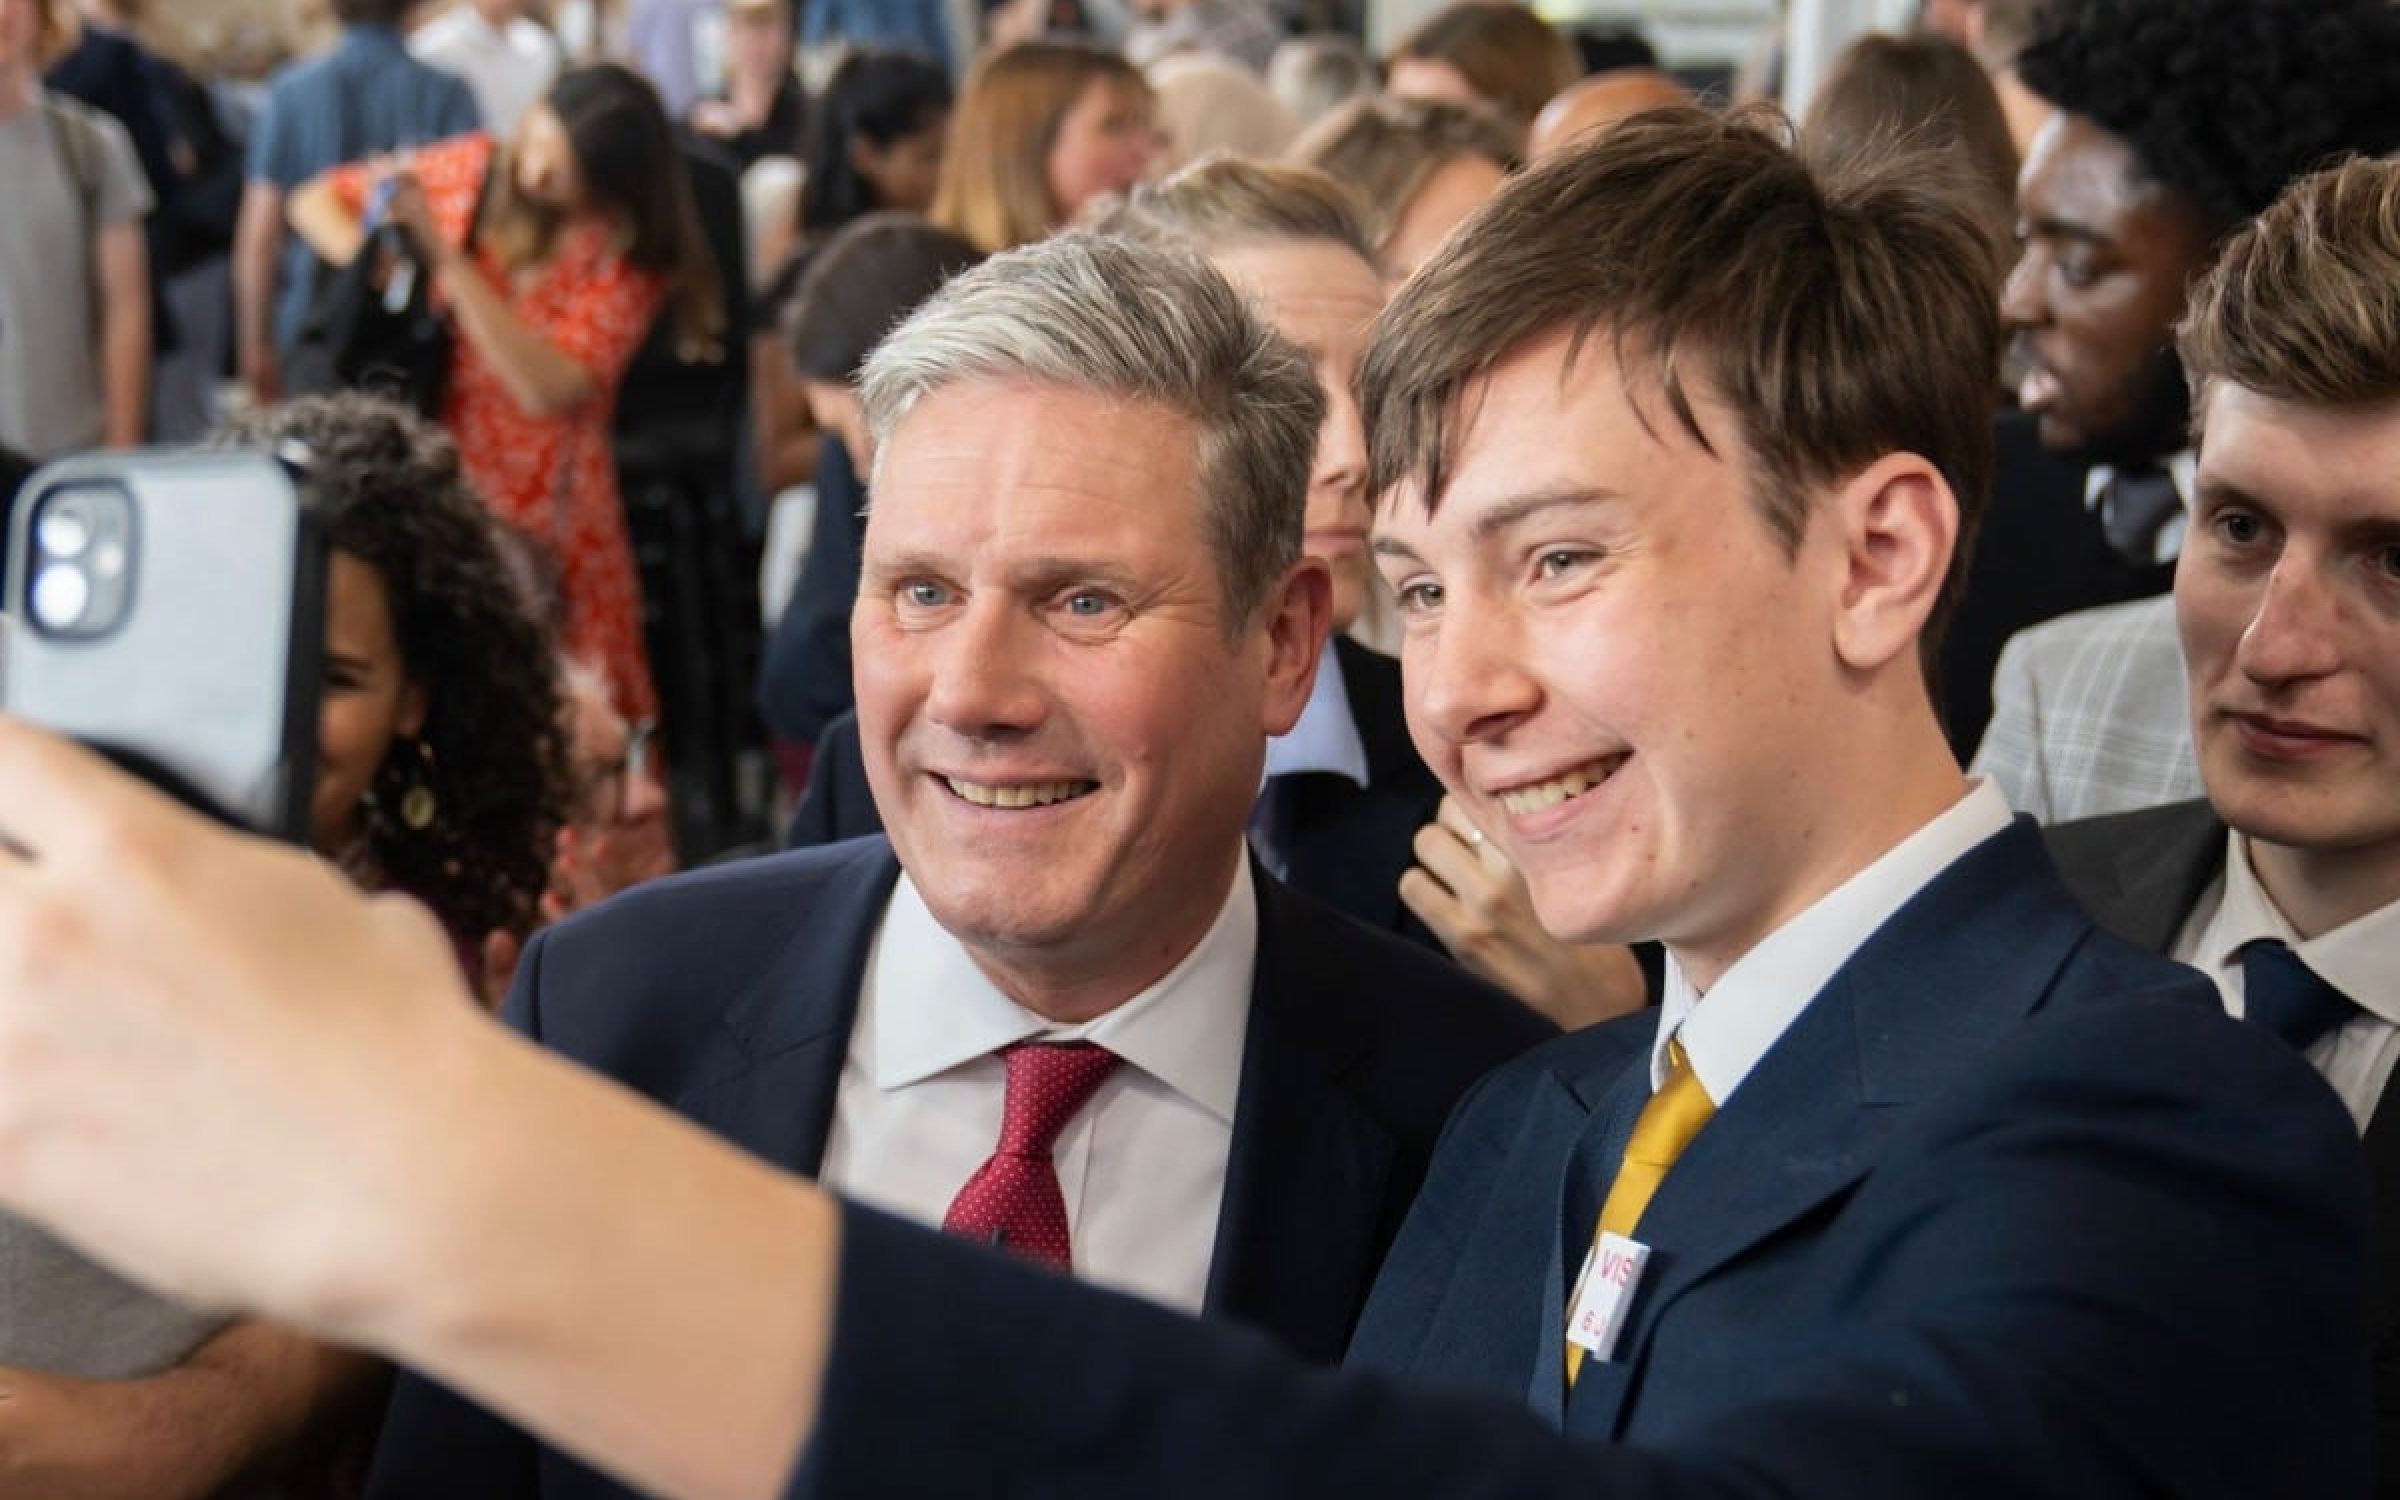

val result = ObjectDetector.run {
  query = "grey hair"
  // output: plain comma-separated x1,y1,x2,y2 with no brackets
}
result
859,230,1325,629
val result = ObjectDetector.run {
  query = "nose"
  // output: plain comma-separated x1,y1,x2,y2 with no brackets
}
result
922,595,1049,741
2234,552,2344,688
1998,244,2045,331
621,765,670,823
1311,379,1368,503
1407,584,1540,754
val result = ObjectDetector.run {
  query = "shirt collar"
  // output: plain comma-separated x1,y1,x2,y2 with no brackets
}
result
1653,780,2016,1101
2209,832,2400,1025
1261,640,1370,789
2084,448,2196,562
2083,448,2196,507
338,23,409,57
864,855,1257,1123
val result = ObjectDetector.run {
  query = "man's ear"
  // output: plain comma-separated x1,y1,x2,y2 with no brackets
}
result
1258,557,1333,737
1828,452,1957,675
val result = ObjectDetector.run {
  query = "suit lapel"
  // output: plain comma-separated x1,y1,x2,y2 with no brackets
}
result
2362,1071,2400,1357
674,843,900,1178
1563,823,2088,1438
1204,869,1399,1364
1525,1052,1651,1426
2068,802,2225,953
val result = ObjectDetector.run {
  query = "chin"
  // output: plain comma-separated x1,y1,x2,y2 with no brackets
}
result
1525,879,1639,949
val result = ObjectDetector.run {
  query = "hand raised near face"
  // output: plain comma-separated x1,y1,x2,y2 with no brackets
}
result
0,717,485,1324
1400,794,1651,1030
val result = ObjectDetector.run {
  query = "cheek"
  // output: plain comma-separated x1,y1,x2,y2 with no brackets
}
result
848,621,922,728
2065,287,2167,377
2173,571,2244,677
319,697,385,765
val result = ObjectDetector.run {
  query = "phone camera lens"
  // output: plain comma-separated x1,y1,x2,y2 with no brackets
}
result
30,562,91,630
37,507,91,558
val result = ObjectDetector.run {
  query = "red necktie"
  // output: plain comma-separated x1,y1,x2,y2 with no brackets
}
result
941,1041,1121,1272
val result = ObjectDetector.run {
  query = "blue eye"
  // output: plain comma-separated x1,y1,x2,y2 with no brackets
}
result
1394,579,1444,614
902,580,952,608
1065,592,1110,616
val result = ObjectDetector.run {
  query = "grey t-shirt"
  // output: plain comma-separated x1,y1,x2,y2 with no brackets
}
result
0,93,151,460
0,1212,224,1377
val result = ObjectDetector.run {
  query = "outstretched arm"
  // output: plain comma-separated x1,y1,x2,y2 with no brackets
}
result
0,721,831,1500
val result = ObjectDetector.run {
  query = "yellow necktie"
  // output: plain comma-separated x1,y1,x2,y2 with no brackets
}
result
1565,1039,1715,1387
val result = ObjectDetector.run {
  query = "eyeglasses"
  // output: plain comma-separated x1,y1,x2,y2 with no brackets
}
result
580,717,657,823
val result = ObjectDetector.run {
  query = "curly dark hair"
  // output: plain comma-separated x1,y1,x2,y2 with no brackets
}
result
214,393,570,942
2016,0,2400,233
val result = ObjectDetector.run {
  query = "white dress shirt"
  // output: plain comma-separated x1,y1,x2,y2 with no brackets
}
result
1261,639,1370,788
2172,834,2400,1132
411,6,562,136
818,858,1257,1313
1653,780,2017,1101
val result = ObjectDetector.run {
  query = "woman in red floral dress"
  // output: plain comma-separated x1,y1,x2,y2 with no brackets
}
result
291,64,723,721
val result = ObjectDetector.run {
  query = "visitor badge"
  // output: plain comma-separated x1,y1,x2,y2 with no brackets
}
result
1565,1232,1650,1364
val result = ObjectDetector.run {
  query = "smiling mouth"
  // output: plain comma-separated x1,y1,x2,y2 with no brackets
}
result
1494,757,1627,815
941,776,1098,809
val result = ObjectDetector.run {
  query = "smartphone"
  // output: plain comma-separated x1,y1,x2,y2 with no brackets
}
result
1,448,326,842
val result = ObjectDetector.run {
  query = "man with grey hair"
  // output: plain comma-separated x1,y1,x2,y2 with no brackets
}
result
361,229,1548,1497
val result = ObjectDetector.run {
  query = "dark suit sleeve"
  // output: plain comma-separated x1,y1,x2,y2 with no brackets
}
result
790,1000,2369,1500
1343,1065,1539,1379
783,711,883,849
366,933,561,1498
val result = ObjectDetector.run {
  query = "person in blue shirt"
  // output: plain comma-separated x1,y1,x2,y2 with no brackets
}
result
232,0,478,406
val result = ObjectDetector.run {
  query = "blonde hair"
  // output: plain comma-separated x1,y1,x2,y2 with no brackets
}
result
930,40,1148,254
1286,95,1517,252
1090,156,1375,266
2179,155,2400,417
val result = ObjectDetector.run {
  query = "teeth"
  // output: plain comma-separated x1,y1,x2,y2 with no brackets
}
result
1497,760,1620,815
943,777,1094,809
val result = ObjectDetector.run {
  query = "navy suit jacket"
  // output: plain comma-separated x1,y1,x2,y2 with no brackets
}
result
785,820,2372,1500
788,637,1447,943
2050,799,2400,1492
367,837,1552,1499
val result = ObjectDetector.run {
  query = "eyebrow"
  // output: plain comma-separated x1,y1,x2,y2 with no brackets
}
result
2193,477,2400,548
2021,214,2112,247
1465,487,1625,544
2190,474,2254,515
1372,487,1623,562
860,550,1149,594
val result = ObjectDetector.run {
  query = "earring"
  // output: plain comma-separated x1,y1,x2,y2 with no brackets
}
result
396,737,439,831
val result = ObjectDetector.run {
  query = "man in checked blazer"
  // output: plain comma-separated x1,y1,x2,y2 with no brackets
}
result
1973,592,2201,821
